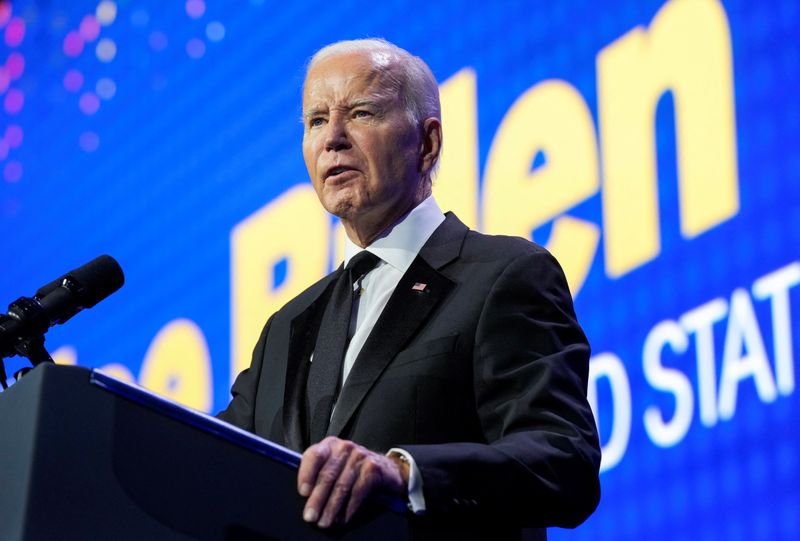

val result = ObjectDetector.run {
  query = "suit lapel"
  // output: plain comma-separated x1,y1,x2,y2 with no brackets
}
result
282,271,340,451
326,217,463,437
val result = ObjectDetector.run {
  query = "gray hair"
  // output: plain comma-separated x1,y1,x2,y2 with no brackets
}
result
306,38,441,128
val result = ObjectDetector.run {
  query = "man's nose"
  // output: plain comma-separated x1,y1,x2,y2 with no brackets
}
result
324,117,351,152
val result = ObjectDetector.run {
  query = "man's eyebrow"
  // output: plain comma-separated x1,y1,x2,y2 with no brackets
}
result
301,98,387,122
302,107,326,119
348,98,383,109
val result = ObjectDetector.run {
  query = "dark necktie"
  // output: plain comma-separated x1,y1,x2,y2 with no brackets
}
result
306,250,381,445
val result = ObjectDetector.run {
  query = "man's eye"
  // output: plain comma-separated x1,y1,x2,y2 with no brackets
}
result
309,117,325,127
354,110,372,119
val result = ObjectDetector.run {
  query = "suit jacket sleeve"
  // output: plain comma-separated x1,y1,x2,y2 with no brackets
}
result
401,249,601,529
216,315,274,432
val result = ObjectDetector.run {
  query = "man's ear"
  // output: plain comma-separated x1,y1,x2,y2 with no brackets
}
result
419,117,442,174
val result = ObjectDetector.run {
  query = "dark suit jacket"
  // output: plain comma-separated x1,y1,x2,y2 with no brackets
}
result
218,213,601,540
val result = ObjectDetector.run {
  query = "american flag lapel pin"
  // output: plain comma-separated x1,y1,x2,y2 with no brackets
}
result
412,282,427,292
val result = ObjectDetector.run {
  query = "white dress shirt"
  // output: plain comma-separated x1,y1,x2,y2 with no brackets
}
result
337,195,444,513
340,196,445,384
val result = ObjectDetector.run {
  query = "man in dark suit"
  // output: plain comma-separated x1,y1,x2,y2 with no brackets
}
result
218,38,600,539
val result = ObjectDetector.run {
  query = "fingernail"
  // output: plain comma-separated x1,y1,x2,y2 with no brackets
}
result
303,508,318,523
299,483,311,497
318,517,331,528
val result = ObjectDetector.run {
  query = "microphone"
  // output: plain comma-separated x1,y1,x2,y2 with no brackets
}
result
0,255,125,358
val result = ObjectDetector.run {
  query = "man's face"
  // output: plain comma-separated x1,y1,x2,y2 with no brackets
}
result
302,51,422,224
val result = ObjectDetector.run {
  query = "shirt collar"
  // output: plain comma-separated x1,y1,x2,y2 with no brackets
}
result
343,196,446,275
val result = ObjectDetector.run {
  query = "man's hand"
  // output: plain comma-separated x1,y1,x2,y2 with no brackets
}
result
298,436,409,528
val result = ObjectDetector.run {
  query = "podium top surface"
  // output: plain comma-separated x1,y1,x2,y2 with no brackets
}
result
1,364,302,469
90,366,303,468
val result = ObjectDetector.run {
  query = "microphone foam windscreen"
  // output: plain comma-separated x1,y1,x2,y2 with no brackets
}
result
68,255,125,308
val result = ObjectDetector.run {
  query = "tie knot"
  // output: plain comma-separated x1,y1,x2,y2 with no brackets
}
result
346,251,381,282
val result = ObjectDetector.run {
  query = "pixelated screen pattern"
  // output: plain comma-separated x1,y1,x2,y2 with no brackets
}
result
1,1,798,539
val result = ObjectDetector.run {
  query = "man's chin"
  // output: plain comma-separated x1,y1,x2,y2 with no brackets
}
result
319,191,364,220
322,198,359,221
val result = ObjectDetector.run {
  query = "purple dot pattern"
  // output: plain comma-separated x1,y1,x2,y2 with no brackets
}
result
0,5,24,182
6,52,23,79
182,0,223,61
63,69,84,92
79,15,100,42
4,88,23,114
0,4,10,27
3,160,21,183
59,2,120,152
63,31,84,57
47,0,224,158
79,131,100,152
186,0,206,20
5,125,22,148
79,92,100,115
4,17,24,48
186,38,205,59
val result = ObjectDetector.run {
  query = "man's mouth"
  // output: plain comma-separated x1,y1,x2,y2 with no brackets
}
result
324,165,358,181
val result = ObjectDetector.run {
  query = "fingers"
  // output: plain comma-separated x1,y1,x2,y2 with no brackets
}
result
343,453,407,522
299,437,356,527
344,455,382,522
317,446,363,527
300,438,346,524
297,437,406,529
297,438,331,498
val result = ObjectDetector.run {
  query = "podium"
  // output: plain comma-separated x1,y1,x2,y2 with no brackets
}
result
0,364,409,540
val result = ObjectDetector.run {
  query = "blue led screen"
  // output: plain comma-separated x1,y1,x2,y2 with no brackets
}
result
1,1,798,539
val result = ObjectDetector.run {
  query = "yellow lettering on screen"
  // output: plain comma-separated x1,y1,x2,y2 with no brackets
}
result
332,220,346,269
52,345,77,366
52,345,135,382
230,184,328,383
139,318,212,411
483,79,600,295
435,68,479,229
598,0,739,278
98,363,136,383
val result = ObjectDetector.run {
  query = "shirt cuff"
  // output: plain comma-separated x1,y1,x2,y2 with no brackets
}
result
387,447,426,514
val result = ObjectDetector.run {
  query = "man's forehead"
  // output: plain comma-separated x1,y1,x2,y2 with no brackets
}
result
302,51,400,107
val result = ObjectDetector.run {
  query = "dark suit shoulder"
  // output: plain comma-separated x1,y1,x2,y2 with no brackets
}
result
460,228,551,263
